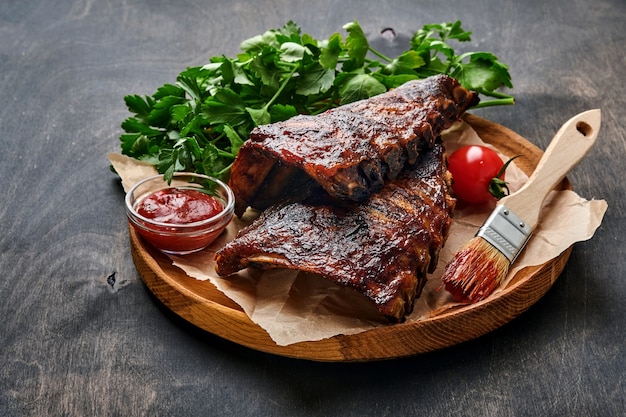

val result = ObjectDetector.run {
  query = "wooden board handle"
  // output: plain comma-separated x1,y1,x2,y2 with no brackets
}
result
501,109,601,228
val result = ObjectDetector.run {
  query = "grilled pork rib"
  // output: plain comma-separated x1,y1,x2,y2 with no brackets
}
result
229,74,477,216
215,142,455,322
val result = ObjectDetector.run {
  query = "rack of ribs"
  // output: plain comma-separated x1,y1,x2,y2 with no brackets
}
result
228,74,478,216
215,142,455,322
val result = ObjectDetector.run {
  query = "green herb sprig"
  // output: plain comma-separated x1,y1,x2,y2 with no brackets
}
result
118,20,514,182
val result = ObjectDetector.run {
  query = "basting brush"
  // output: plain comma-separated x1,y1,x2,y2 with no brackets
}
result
442,109,601,303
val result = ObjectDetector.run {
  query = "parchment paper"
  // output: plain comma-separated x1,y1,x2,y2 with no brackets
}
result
109,121,607,346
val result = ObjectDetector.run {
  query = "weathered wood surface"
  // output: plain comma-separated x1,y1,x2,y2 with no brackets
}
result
1,0,624,415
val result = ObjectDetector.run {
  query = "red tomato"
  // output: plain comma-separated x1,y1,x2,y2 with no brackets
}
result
447,145,505,204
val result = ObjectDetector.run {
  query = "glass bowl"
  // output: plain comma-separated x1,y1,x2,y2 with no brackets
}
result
125,172,234,255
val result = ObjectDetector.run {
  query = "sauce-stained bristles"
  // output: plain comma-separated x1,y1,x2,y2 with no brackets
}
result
441,237,511,303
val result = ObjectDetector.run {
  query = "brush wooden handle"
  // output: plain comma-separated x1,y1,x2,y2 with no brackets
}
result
500,109,601,229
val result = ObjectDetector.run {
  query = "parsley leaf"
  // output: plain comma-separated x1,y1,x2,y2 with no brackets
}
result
118,20,514,182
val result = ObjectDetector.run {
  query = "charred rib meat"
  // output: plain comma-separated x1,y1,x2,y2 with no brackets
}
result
229,74,477,216
215,142,455,322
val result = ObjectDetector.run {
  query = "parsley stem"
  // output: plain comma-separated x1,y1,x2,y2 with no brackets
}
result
472,97,515,108
265,66,298,110
216,149,236,159
481,90,514,100
214,164,234,177
367,47,392,63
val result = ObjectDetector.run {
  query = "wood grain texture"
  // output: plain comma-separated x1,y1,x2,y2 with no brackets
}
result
129,115,574,362
1,0,624,415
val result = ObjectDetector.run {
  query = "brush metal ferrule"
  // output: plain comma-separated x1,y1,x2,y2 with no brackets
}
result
476,204,533,263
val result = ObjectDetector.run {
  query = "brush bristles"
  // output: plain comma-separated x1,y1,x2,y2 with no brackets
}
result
441,237,511,303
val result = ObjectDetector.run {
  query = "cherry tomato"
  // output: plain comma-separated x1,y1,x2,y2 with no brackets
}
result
447,145,505,204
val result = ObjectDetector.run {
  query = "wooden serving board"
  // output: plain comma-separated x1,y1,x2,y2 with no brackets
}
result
129,114,573,362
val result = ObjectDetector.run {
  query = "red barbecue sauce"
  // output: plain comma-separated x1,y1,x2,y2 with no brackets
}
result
136,188,223,224
133,188,226,254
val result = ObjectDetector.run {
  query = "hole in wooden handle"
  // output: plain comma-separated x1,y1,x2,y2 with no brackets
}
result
576,121,593,136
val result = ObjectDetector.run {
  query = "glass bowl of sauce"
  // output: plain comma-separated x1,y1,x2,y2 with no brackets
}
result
125,173,234,255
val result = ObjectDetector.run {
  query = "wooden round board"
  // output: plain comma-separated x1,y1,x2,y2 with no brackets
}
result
129,114,573,362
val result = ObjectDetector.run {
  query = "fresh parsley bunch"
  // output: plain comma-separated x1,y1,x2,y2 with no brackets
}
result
119,20,513,182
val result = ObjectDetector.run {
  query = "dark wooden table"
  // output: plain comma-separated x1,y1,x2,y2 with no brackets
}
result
2,0,624,415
